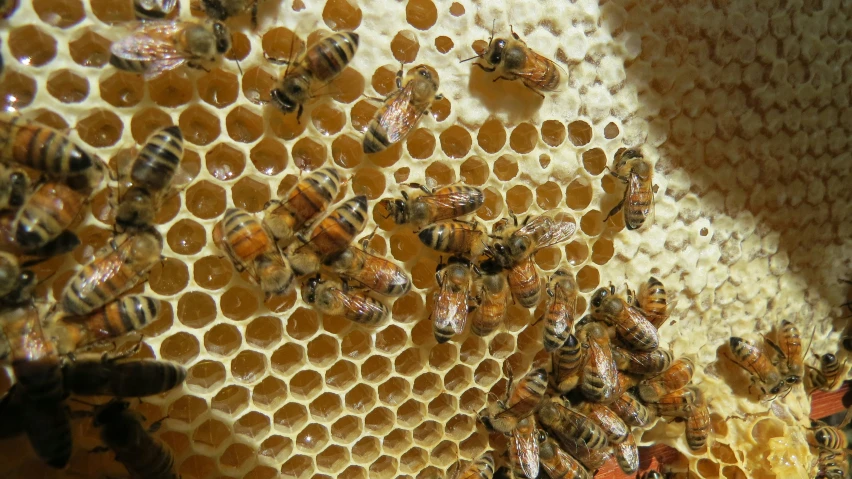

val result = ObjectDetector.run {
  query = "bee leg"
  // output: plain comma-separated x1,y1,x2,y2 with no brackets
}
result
396,66,403,89
604,198,625,223
148,415,170,433
521,83,546,99
296,105,304,124
472,62,496,73
263,52,290,66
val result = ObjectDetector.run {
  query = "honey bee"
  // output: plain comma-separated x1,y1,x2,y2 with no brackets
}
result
432,257,474,343
631,276,670,329
648,386,699,418
591,285,659,351
537,396,609,451
466,26,561,97
491,213,577,308
816,451,848,479
578,322,618,403
200,0,259,26
13,181,85,251
538,437,591,479
263,166,342,247
507,415,545,479
133,0,177,20
471,260,510,337
727,337,787,397
324,243,411,297
480,367,548,434
0,251,31,299
381,184,484,230
270,32,360,121
553,333,584,393
61,229,163,316
289,195,369,276
48,295,161,354
2,305,71,468
604,148,654,230
363,65,443,154
63,354,186,397
0,164,28,211
91,400,177,479
807,353,845,391
614,433,639,475
577,401,629,445
685,396,710,451
109,19,231,79
612,347,673,376
301,276,389,326
637,357,695,401
541,270,578,352
0,113,99,190
417,220,487,258
116,126,184,231
213,208,294,297
765,320,806,386
555,438,613,474
0,387,25,439
608,391,655,428
450,451,495,479
809,424,848,451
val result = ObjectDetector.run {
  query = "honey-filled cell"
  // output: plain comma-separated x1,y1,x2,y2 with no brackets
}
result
101,71,145,108
76,110,123,147
233,176,271,212
69,29,111,67
391,30,420,64
0,71,36,111
251,137,288,175
8,24,56,66
332,134,364,169
242,66,276,105
198,68,239,108
46,69,89,103
148,70,194,108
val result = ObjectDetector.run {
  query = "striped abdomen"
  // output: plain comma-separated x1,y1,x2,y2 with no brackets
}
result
538,400,608,451
581,337,617,403
302,32,359,82
636,276,668,328
131,126,183,191
650,387,698,418
686,403,710,450
500,368,547,419
304,196,367,259
215,208,274,267
613,306,659,351
104,413,176,479
542,280,575,352
280,166,340,230
0,114,93,180
624,167,653,230
579,402,629,444
14,182,84,250
614,434,639,475
63,296,161,350
637,357,694,402
538,438,589,479
508,256,541,308
472,274,508,336
729,337,775,381
331,248,411,297
519,51,561,91
109,360,186,397
608,392,655,428
329,288,388,326
109,55,150,75
23,400,72,469
554,334,584,393
418,222,484,256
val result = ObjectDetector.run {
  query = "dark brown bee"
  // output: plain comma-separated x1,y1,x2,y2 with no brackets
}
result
537,437,591,479
61,229,163,316
418,220,487,258
49,295,161,354
363,65,442,154
579,322,618,403
648,386,699,418
591,285,659,351
471,260,510,337
92,400,177,479
507,415,544,479
0,164,28,211
604,148,654,230
0,113,98,190
134,0,177,20
537,396,608,451
685,394,710,451
325,243,411,297
270,32,359,120
116,126,184,231
63,354,185,397
614,433,639,475
541,270,578,352
289,195,369,276
451,450,495,479
467,27,561,96
577,401,629,444
263,166,342,247
608,391,655,428
13,181,85,251
433,257,474,343
807,353,845,392
381,184,484,230
631,276,669,328
0,387,25,439
637,357,694,401
302,277,388,326
727,336,787,397
554,438,613,474
481,367,548,434
201,0,258,26
552,333,584,393
612,347,673,376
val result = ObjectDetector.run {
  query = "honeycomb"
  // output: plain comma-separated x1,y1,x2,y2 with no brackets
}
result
1,0,851,477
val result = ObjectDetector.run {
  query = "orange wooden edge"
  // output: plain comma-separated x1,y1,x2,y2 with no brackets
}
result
592,382,850,479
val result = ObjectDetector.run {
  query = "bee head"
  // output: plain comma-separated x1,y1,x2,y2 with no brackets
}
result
270,88,297,113
212,22,231,54
8,172,28,207
590,287,610,308
486,38,507,65
301,276,321,304
821,353,837,366
115,187,154,229
385,198,408,223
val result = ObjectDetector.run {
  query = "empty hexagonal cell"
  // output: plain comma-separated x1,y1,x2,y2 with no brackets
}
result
404,128,435,160
306,334,339,368
69,29,111,67
253,376,288,409
458,388,486,413
474,358,501,387
564,240,589,266
177,291,217,328
273,402,308,434
330,68,365,105
204,323,242,357
359,355,391,383
340,330,372,359
509,122,538,153
394,348,424,376
317,445,349,473
309,392,343,422
576,265,600,292
457,157,488,186
591,238,615,265
428,342,458,370
444,364,472,393
296,423,329,453
400,446,428,474
159,331,200,364
89,0,133,22
185,180,226,219
227,106,264,143
46,69,88,103
580,209,605,236
211,385,250,415
9,24,56,66
377,377,410,407
234,411,270,439
231,350,267,383
351,436,381,464
186,360,226,392
364,407,394,435
271,342,305,377
76,110,123,147
427,393,457,421
383,428,411,455
290,370,323,400
285,307,319,340
331,416,363,445
565,178,593,210
220,442,256,470
493,155,518,181
439,125,472,159
325,360,359,391
345,383,377,414
241,66,275,105
369,455,398,479
411,372,441,400
148,70,193,107
568,120,592,146
260,435,293,462
280,454,314,479
374,325,406,355
0,71,36,111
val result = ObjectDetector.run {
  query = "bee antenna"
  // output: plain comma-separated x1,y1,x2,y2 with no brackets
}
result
234,57,243,76
460,53,484,63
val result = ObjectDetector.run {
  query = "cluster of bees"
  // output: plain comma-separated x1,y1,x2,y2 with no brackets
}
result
808,415,851,479
445,278,710,479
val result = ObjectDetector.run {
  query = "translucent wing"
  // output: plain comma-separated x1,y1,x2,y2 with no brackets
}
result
135,0,178,15
72,240,135,300
513,50,561,90
377,83,425,144
627,171,655,229
110,21,185,61
434,287,468,335
517,215,577,249
336,290,386,319
511,417,541,479
417,188,481,223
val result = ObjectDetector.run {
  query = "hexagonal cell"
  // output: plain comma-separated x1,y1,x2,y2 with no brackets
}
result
474,358,501,387
383,428,411,456
242,66,275,105
296,423,329,452
249,137,288,176
331,415,362,444
69,29,111,67
351,167,386,200
292,137,327,170
444,364,472,393
541,119,566,147
412,372,441,399
424,161,455,189
345,384,377,413
361,355,392,383
168,394,209,424
509,122,538,153
253,376,288,410
364,406,395,436
90,0,133,23
129,107,172,143
159,331,200,364
576,265,600,292
308,334,340,367
400,447,428,474
396,399,425,428
330,68,365,105
604,121,620,139
220,442,256,470
435,35,454,53
148,257,189,296
351,436,381,464
311,104,347,136
322,0,362,30
493,155,518,181
568,120,592,146
536,181,563,210
582,148,607,175
566,179,593,210
46,70,88,103
286,307,320,340
197,68,239,108
204,323,242,357
394,348,424,376
0,71,36,111
206,143,246,181
259,435,292,462
340,330,372,359
374,325,406,355
166,219,205,256
227,106,264,143
273,402,308,434
261,27,304,61
185,180,226,219
317,444,349,473
506,184,533,214
177,291,217,328
280,454,314,479
458,388,486,413
406,0,437,29
234,410,270,439
290,370,323,400
428,342,458,371
8,25,56,66
179,105,221,145
76,110,123,147
245,315,283,349
231,350,267,383
580,209,605,236
439,125,472,158
310,392,343,422
459,156,488,186
193,256,232,291
329,135,361,169
391,30,420,63
369,455,398,479
271,342,305,377
325,360,358,391
211,385,250,415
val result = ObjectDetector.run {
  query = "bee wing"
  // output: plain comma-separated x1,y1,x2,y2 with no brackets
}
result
110,21,188,77
417,189,479,223
531,218,577,249
629,172,655,226
434,290,468,335
377,84,425,144
336,290,386,319
136,0,178,14
513,50,560,87
511,420,541,479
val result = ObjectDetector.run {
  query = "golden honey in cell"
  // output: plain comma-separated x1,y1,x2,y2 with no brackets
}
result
467,27,561,96
109,19,231,79
649,385,699,418
591,285,659,351
324,243,411,297
63,355,186,397
685,397,710,451
13,181,84,252
61,230,163,316
263,166,342,247
2,305,71,469
301,277,388,326
270,32,360,120
0,113,97,190
481,367,548,434
614,433,639,475
553,333,584,393
604,148,654,230
381,184,484,230
201,0,258,26
48,295,161,354
289,195,368,276
541,269,578,352
116,126,184,231
578,322,618,403
612,347,673,376
92,400,177,479
765,319,805,385
214,208,294,297
471,261,510,336
632,276,669,329
577,401,629,444
134,0,177,20
637,357,694,401
418,220,487,258
507,415,543,479
451,450,495,479
537,437,591,479
608,391,655,427
0,164,28,211
727,336,787,396
433,257,474,343
537,396,609,451
363,65,442,153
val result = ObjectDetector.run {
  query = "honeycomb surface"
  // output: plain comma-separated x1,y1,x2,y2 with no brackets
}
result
1,0,851,478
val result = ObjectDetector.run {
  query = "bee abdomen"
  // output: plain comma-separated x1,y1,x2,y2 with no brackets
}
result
109,55,149,74
115,428,175,479
306,32,359,82
132,126,183,191
111,360,187,397
363,124,391,154
23,401,72,469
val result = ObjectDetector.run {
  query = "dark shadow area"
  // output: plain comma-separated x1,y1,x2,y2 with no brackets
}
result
465,64,545,123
